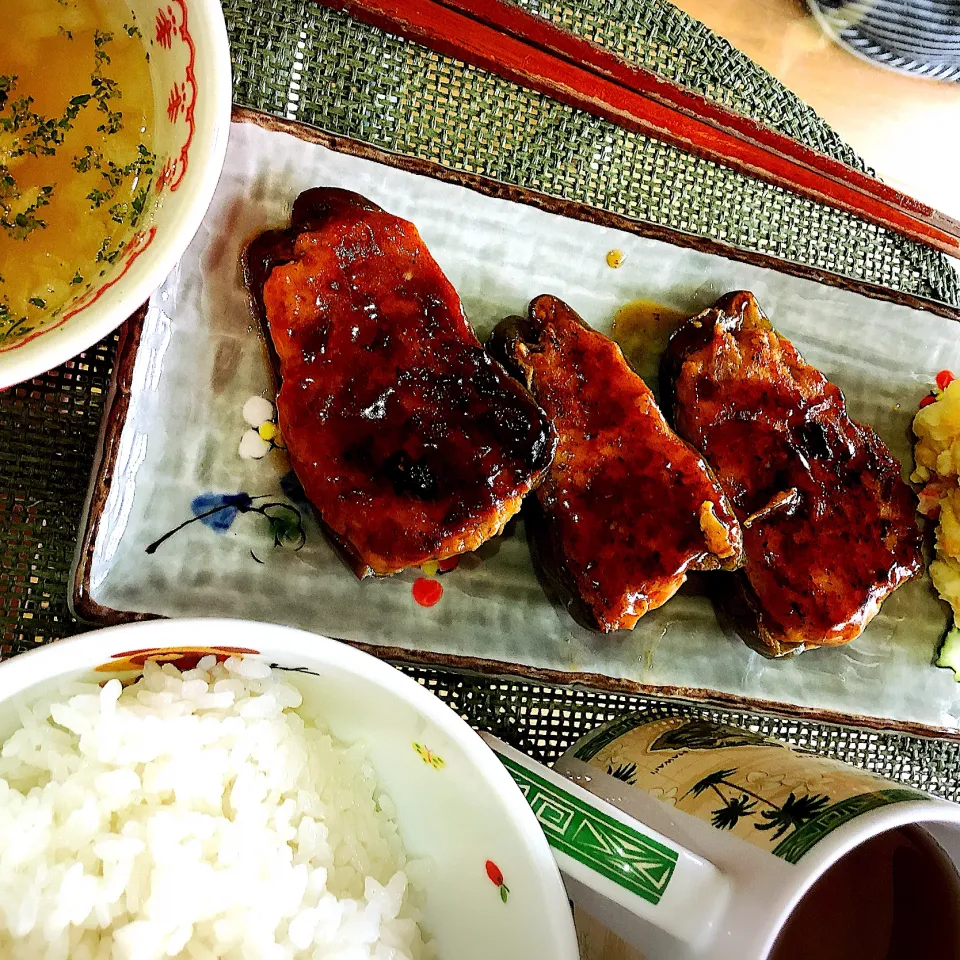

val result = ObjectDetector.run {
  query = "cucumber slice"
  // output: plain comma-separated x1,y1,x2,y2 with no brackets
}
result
935,624,960,680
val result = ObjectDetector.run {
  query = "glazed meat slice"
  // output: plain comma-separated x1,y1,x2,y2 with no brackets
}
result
489,295,743,633
661,290,922,656
243,188,556,578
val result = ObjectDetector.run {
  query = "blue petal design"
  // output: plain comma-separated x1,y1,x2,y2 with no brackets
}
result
190,492,253,532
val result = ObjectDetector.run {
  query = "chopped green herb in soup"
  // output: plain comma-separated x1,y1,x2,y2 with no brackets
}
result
0,0,155,345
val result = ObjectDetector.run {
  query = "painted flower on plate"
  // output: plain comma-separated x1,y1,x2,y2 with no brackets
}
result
239,395,285,459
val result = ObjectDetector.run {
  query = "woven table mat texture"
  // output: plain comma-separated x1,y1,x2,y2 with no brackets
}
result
3,0,960,799
229,0,959,305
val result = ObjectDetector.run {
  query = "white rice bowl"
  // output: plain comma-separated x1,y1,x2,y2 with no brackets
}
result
0,655,430,959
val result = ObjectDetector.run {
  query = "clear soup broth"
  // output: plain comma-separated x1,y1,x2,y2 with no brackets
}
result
0,0,154,346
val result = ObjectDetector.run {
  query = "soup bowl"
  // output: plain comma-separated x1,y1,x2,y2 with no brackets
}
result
0,618,579,958
0,1,232,388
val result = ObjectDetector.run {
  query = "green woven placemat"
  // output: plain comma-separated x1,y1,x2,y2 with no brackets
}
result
228,0,959,305
3,0,960,799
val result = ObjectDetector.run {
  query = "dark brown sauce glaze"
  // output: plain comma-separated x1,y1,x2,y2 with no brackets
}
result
661,290,923,656
489,295,743,633
242,188,556,578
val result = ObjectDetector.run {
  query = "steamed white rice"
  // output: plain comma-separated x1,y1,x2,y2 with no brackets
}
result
0,656,429,960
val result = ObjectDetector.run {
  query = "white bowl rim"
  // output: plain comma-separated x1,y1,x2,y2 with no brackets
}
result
0,3,233,390
0,617,580,958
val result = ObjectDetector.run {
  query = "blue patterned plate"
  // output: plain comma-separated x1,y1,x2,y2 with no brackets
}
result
809,0,960,80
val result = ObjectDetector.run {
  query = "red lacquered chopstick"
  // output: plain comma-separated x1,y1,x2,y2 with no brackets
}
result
316,0,960,258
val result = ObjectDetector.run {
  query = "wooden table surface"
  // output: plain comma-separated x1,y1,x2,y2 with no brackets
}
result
672,0,960,223
576,908,646,959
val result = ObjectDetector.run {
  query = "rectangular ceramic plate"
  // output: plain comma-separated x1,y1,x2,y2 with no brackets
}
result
74,107,960,738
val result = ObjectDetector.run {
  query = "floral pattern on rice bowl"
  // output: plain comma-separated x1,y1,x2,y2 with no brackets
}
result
94,645,259,673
